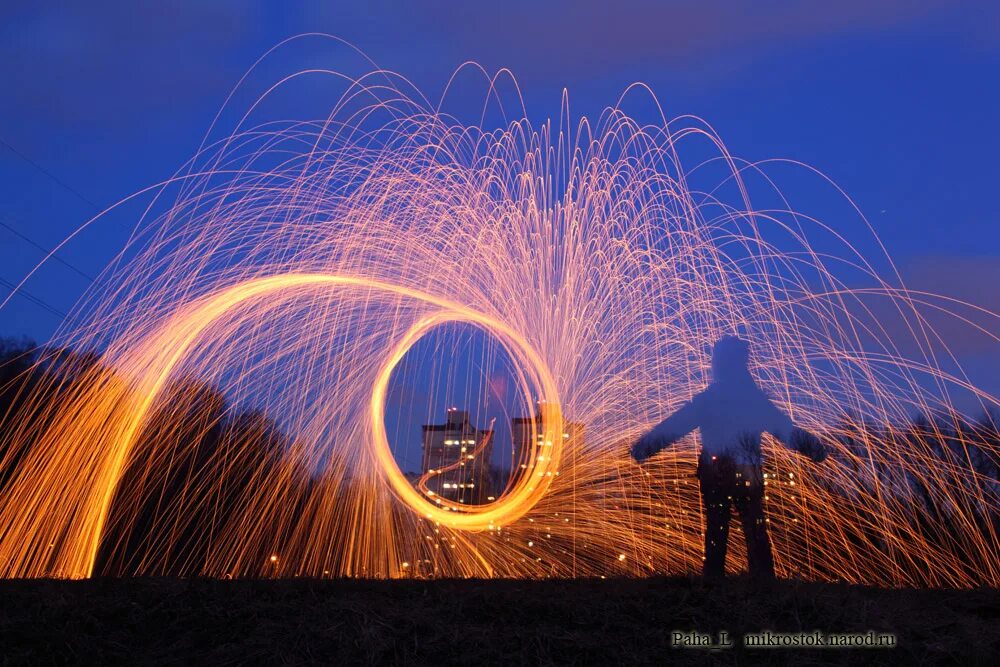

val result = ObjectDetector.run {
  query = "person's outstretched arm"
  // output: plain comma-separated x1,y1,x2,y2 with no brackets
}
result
764,399,828,463
630,397,701,463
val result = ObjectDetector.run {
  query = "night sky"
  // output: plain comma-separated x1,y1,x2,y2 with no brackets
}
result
2,1,998,420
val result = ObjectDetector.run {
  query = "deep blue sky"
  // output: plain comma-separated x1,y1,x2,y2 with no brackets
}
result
1,1,998,412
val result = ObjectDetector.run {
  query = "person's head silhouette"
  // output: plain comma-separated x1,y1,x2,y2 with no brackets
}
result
711,335,751,383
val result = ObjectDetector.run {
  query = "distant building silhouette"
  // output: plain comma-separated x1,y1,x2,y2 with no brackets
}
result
512,412,584,464
421,408,493,504
509,410,584,496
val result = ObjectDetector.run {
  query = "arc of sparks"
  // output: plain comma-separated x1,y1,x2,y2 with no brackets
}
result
0,273,562,578
0,45,996,584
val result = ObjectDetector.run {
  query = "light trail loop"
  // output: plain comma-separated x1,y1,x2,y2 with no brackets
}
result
371,309,563,529
116,273,563,546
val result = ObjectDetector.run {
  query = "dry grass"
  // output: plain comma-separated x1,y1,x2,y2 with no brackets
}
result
0,577,996,665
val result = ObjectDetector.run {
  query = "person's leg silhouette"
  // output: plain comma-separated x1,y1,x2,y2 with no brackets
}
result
734,465,775,581
699,457,734,578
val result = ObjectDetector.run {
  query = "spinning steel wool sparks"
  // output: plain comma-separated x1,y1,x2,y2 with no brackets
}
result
0,47,997,585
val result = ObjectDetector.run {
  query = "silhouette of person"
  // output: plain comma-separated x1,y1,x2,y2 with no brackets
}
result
630,336,827,580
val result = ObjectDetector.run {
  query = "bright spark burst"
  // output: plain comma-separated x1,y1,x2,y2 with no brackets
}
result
0,49,997,586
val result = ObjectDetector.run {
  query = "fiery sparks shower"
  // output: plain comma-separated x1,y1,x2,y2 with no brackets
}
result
0,53,997,586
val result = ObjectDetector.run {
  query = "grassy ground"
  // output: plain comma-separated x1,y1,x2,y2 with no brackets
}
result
0,577,996,665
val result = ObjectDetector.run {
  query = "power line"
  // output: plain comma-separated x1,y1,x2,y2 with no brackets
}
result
0,277,66,319
0,135,99,320
0,136,100,211
0,219,95,283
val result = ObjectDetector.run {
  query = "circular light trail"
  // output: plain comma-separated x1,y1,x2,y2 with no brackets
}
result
370,308,562,529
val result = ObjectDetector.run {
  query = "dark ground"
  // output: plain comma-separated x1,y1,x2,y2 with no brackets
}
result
0,577,996,666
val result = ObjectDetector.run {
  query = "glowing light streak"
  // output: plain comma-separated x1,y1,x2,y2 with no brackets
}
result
0,48,996,585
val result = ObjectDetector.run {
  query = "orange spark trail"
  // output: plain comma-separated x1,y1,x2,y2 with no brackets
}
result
0,44,996,585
